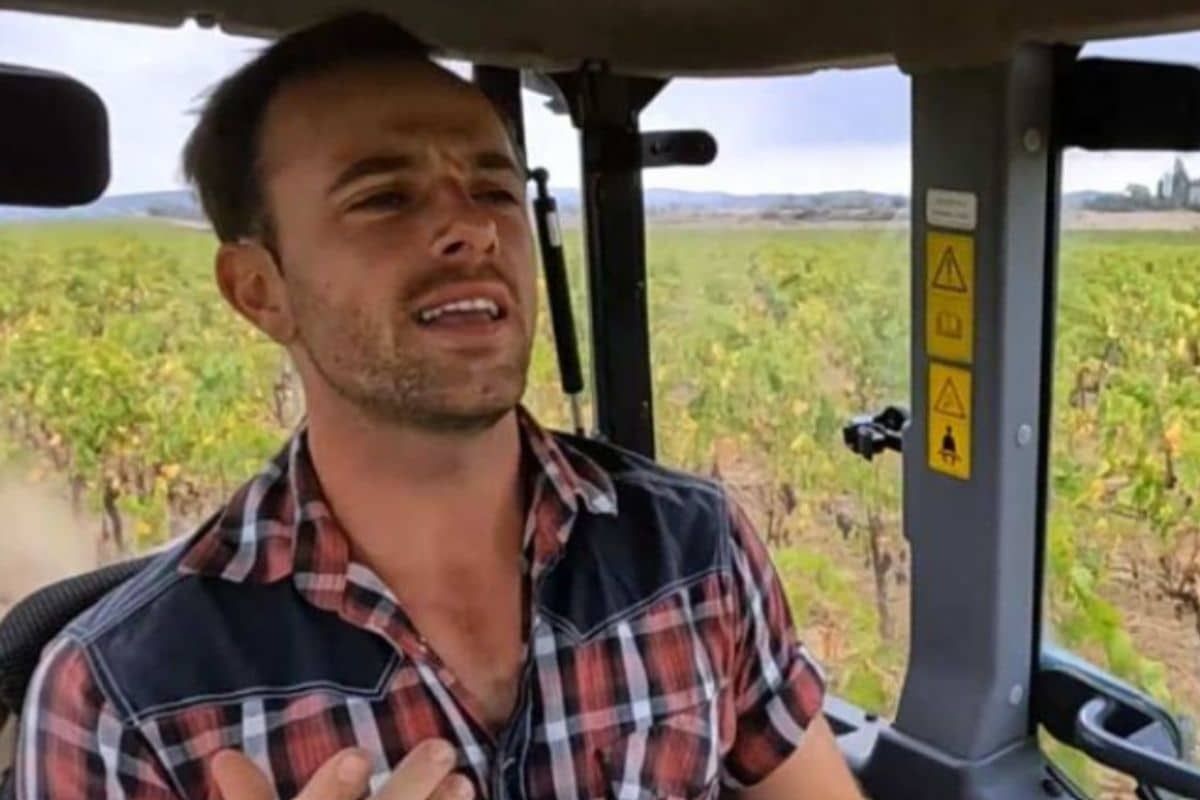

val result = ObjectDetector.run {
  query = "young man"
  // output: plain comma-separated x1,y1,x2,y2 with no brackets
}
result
17,13,862,800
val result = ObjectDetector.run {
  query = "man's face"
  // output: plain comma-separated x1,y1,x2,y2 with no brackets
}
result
255,59,536,433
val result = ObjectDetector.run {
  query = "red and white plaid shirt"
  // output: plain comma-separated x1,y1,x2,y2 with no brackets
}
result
18,409,825,799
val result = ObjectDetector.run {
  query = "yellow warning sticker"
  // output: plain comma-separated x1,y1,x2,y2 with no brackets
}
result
928,361,972,480
926,231,975,365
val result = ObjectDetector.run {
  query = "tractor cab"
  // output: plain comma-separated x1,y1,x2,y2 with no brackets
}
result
1,2,1199,798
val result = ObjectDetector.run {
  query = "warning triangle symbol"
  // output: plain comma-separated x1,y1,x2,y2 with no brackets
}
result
934,377,967,419
932,247,969,293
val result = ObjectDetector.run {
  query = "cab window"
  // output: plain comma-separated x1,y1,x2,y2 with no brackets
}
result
1040,31,1200,796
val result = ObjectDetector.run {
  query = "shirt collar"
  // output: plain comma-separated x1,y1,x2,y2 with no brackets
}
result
516,406,617,517
179,406,617,586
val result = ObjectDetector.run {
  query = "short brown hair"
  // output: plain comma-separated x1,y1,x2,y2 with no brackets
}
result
182,12,432,243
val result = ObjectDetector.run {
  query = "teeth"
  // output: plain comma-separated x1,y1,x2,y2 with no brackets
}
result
418,297,501,323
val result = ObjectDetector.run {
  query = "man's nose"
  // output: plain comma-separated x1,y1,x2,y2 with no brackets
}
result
429,187,500,262
431,217,499,261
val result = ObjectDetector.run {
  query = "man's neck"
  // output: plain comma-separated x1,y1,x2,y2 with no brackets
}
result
304,401,526,584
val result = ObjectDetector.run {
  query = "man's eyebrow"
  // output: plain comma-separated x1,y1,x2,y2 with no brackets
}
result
327,151,523,196
475,150,524,178
327,154,416,195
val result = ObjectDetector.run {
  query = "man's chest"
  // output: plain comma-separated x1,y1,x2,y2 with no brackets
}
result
139,576,733,800
389,571,527,733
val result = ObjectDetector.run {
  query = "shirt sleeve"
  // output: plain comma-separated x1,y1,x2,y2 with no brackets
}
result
16,636,179,799
720,493,828,789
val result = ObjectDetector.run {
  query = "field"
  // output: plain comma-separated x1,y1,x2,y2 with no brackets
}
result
0,220,1197,795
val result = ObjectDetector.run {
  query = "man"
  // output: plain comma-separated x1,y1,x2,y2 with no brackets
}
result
17,12,862,800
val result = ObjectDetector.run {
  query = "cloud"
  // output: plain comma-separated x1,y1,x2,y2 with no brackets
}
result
642,144,911,195
1083,30,1200,62
0,10,260,194
645,67,911,148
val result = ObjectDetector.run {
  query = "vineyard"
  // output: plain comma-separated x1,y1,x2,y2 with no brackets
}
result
0,220,1197,795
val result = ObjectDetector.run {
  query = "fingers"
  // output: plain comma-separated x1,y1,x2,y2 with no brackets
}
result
209,747,373,800
427,773,476,800
210,750,275,800
294,748,374,800
210,739,472,800
374,738,461,800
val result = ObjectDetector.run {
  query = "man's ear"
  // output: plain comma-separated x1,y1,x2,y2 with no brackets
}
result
215,241,297,345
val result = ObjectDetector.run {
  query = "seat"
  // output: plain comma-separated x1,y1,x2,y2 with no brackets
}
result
0,557,153,797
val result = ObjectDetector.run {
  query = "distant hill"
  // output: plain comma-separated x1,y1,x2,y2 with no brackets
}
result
0,190,204,223
557,188,907,217
0,188,908,224
3,187,1162,224
1062,190,1142,211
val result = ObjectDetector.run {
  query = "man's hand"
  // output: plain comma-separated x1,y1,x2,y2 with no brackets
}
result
210,739,475,800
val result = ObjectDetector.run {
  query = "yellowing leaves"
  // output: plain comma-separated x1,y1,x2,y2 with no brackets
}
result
0,225,281,554
1163,420,1184,458
0,221,1195,728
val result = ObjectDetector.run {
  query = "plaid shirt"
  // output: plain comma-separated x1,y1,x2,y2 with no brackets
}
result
17,410,825,799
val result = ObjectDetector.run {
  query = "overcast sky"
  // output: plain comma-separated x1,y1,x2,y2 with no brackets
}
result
1,10,1199,197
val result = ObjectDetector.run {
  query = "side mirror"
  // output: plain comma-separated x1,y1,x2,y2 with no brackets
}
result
0,64,109,207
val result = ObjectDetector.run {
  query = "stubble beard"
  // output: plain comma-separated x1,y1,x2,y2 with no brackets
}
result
295,295,531,435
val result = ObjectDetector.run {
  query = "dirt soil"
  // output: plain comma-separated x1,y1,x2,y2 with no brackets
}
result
1062,209,1200,231
1108,552,1200,720
0,475,99,618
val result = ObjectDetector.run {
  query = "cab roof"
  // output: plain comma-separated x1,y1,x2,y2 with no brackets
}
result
2,0,1200,75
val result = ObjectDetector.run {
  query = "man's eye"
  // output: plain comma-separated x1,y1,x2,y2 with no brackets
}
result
349,190,411,212
476,189,518,205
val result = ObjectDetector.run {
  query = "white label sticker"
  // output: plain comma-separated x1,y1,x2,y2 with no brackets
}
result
926,189,978,231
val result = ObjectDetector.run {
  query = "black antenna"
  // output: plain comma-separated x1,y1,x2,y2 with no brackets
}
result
530,167,586,436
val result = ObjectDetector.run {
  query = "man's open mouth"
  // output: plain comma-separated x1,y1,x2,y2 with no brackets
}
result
414,296,507,326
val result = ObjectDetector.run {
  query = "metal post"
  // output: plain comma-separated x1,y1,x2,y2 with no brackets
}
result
550,68,665,457
472,65,526,154
1027,45,1079,738
895,44,1056,760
